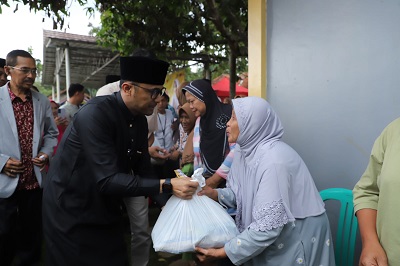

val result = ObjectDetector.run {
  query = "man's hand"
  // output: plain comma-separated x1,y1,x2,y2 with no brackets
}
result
32,153,49,171
356,209,388,266
171,177,198,199
148,146,169,160
1,157,24,177
359,242,388,266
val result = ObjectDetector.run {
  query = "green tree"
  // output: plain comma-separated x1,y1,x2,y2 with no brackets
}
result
0,0,248,97
26,46,52,96
94,0,248,97
27,46,43,79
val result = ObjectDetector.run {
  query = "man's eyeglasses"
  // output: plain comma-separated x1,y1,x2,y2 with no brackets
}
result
9,66,37,75
131,83,166,99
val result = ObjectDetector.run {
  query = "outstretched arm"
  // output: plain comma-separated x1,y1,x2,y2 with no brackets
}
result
356,209,388,266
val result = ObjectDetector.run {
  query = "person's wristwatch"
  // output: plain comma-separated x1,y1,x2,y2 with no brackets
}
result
162,178,173,194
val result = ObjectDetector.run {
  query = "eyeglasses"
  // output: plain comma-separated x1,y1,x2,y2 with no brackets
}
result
9,66,37,75
131,83,166,99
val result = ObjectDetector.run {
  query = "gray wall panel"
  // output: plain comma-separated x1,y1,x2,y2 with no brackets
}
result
268,0,400,190
267,1,400,263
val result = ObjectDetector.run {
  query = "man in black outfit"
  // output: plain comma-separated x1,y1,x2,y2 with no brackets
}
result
42,56,198,266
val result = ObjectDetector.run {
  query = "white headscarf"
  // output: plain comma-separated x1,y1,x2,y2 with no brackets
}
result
228,97,325,232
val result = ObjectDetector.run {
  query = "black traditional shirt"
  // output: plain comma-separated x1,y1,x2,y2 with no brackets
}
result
43,92,160,266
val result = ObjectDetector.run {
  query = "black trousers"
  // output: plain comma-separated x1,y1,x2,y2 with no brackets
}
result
0,188,43,266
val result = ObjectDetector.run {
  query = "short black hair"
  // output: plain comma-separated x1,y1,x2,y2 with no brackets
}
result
68,83,85,98
6,50,34,67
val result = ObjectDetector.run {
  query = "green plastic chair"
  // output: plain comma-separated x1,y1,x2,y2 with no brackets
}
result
320,188,359,266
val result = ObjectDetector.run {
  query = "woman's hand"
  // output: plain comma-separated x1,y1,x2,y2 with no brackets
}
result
195,247,227,263
181,154,194,165
168,149,180,161
55,116,68,126
197,185,218,201
205,172,224,189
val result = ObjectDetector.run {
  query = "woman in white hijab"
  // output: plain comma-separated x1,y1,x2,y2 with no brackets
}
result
196,97,335,265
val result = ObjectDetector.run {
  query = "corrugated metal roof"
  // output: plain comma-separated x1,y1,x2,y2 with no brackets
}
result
42,29,120,90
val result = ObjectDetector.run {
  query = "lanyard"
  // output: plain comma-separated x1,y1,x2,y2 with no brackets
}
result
157,113,167,148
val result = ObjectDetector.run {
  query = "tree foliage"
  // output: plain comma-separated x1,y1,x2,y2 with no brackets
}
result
1,0,248,97
94,1,247,58
94,0,248,96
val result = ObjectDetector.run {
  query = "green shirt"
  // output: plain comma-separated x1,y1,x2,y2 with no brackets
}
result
353,118,400,265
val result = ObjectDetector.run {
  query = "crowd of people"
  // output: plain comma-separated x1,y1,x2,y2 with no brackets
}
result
0,47,397,266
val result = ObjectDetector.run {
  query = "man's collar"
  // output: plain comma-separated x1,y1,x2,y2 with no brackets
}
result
8,85,32,102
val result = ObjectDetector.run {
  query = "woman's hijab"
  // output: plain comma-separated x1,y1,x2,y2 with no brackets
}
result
179,103,196,166
233,96,283,164
183,79,232,174
175,81,189,107
228,97,325,232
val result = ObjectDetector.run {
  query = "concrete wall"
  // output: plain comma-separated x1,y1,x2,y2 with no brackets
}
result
267,0,400,189
266,1,400,263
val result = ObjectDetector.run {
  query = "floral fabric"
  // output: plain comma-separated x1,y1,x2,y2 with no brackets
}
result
8,87,38,190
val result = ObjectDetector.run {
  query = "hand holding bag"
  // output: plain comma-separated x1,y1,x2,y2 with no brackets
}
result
151,168,239,254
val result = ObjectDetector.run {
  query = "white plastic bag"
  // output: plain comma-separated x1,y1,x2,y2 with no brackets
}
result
151,168,239,254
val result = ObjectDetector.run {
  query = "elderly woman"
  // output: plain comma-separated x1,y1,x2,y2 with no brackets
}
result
196,97,335,265
183,79,234,188
177,103,196,176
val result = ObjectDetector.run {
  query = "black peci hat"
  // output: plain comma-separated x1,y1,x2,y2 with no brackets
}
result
120,56,169,85
105,74,120,84
0,58,5,68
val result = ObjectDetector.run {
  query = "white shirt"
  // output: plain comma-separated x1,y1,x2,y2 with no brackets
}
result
59,101,79,122
154,109,174,151
96,81,120,96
